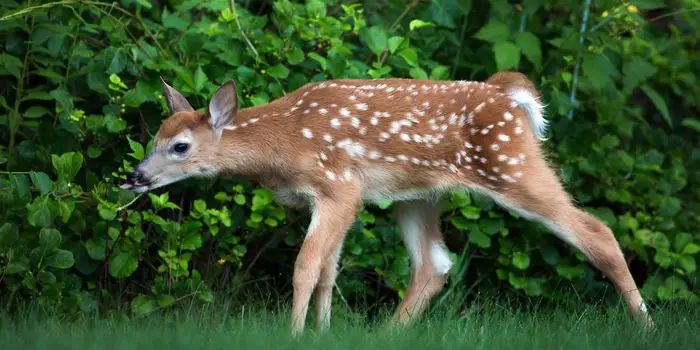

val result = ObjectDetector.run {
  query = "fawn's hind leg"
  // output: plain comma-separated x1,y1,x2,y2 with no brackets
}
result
392,200,453,323
487,158,653,328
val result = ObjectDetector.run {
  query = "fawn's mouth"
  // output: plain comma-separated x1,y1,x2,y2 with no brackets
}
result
120,183,150,193
120,176,157,193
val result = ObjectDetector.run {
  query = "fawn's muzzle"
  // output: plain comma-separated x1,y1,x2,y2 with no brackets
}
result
126,170,145,185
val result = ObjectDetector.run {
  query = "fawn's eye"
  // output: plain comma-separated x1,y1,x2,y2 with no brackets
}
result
173,143,189,153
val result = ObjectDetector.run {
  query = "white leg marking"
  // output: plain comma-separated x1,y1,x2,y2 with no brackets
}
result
430,242,452,275
399,210,424,269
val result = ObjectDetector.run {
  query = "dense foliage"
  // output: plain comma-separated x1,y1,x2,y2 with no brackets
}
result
0,0,698,316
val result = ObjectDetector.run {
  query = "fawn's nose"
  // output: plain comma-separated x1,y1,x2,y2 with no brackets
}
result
126,170,145,184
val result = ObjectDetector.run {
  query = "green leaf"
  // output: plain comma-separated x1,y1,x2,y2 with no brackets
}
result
623,56,657,92
193,199,207,212
473,19,510,43
679,256,697,273
85,238,106,260
514,32,541,68
469,228,491,248
450,216,470,230
682,243,700,255
131,295,155,316
194,66,208,93
45,249,75,269
430,65,449,80
287,47,305,65
598,134,620,150
109,251,138,278
162,9,188,30
104,115,126,133
5,260,29,274
25,106,51,119
267,64,289,79
182,234,202,250
234,194,246,205
0,223,19,247
107,50,126,74
135,0,152,8
98,203,117,221
305,0,326,17
640,84,671,127
127,138,145,161
409,67,428,80
461,206,481,220
480,218,505,236
512,253,530,270
388,36,405,54
51,152,84,182
158,294,176,307
493,41,520,71
409,19,436,31
525,280,543,296
398,48,418,67
675,233,693,253
10,173,30,202
682,119,700,133
583,55,615,90
197,290,214,303
39,228,62,252
631,0,665,9
556,265,585,280
57,200,74,223
29,172,53,195
308,52,328,70
38,271,57,284
658,197,681,217
363,25,388,55
28,201,53,228
50,88,73,111
179,32,205,57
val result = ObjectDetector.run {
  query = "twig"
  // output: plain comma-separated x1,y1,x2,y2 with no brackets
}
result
227,0,260,60
7,6,34,170
567,0,592,120
451,2,472,80
116,192,145,212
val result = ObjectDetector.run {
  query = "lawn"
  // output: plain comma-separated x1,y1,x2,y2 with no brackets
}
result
2,300,699,350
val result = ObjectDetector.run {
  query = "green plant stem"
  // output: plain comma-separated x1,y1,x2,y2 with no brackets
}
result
7,8,34,170
451,2,472,80
227,0,260,60
567,0,592,120
116,192,146,212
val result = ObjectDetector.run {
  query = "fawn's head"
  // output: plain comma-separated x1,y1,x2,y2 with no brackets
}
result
121,79,238,193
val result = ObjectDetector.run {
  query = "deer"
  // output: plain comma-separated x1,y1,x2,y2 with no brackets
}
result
120,71,653,335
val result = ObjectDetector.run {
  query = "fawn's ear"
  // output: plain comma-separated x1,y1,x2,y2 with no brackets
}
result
161,77,194,114
208,80,238,131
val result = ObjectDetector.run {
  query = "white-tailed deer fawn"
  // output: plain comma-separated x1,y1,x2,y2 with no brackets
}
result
121,72,653,334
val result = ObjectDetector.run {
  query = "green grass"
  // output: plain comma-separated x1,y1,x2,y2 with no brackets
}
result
2,301,699,350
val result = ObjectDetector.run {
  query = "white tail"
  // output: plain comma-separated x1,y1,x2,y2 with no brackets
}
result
122,72,653,335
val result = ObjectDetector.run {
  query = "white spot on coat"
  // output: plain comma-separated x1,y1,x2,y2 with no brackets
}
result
355,103,368,111
301,128,313,139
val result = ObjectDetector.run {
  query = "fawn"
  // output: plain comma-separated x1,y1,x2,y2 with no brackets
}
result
121,72,653,334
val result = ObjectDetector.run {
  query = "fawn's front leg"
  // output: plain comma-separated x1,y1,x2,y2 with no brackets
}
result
291,184,360,336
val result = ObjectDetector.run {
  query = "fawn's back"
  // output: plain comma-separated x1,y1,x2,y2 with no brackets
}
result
188,74,548,204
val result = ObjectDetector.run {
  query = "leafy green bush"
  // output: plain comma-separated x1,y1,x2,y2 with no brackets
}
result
0,0,698,315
